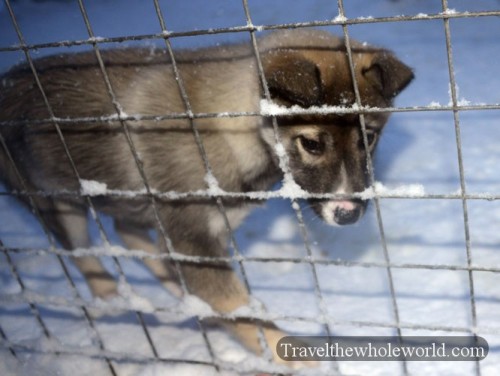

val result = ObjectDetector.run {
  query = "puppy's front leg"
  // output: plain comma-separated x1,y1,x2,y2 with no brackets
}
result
156,206,296,365
180,258,286,363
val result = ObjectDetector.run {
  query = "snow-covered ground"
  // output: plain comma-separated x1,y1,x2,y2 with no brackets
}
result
0,0,499,375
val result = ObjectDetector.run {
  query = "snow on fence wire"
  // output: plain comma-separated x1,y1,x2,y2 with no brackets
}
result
0,0,499,375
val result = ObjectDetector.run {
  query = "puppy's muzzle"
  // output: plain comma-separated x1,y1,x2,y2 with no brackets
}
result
332,199,364,225
316,198,366,226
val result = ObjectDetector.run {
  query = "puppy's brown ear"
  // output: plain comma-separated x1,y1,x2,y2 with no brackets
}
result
263,51,323,107
362,52,414,99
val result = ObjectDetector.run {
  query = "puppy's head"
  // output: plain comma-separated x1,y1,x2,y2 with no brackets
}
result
260,30,414,226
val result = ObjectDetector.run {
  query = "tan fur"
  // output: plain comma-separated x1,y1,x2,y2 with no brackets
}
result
0,29,413,366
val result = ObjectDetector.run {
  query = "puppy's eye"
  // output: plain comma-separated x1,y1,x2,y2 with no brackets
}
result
299,136,324,155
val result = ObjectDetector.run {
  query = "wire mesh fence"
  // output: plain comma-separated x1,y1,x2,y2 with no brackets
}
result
0,0,499,375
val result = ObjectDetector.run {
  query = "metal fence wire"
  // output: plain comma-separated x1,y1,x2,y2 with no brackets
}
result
0,0,499,375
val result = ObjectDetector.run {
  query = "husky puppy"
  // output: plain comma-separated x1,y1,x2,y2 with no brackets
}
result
0,29,413,364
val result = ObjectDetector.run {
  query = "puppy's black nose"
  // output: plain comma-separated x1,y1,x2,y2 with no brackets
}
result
334,203,362,225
